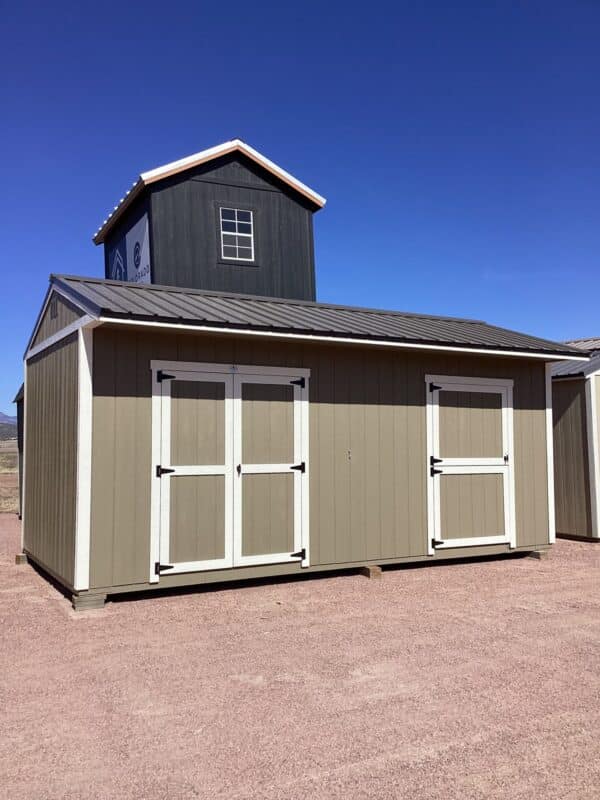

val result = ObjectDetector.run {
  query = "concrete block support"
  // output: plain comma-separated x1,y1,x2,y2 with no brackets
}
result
528,550,550,560
15,553,28,565
359,565,383,579
72,592,107,611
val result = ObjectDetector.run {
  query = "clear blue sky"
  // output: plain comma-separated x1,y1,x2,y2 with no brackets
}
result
1,1,599,413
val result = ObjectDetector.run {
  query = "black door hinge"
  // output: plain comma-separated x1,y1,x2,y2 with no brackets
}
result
291,548,306,559
155,562,175,575
157,370,176,383
431,539,444,548
156,465,175,477
290,377,305,388
429,383,441,392
430,467,443,477
430,456,443,466
291,462,306,473
504,454,509,464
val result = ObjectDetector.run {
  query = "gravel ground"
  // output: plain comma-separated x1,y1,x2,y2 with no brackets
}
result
1,513,600,800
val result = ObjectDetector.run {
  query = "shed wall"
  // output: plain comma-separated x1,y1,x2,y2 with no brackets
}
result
89,326,550,591
23,335,78,586
31,293,84,347
552,378,592,537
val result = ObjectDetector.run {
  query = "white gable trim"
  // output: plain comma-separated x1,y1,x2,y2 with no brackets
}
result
93,139,326,244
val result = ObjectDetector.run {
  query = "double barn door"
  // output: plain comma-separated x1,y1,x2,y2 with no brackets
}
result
151,362,309,581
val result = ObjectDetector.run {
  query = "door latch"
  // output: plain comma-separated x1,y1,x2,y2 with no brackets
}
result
156,465,175,477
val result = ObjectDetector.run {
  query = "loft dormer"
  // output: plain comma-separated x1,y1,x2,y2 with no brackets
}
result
93,139,326,301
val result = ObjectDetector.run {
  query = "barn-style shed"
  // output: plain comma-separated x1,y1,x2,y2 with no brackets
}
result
552,339,600,541
18,140,586,608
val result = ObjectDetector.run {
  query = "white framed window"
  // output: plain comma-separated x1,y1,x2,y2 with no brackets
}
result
220,207,254,261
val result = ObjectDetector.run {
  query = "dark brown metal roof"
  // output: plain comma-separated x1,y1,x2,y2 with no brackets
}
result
51,274,586,359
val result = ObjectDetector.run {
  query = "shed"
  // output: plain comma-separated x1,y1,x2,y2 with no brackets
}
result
552,339,600,541
16,140,588,609
19,275,585,608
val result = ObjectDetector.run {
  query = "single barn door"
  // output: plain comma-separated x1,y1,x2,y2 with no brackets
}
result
233,374,307,567
156,370,234,576
426,375,515,553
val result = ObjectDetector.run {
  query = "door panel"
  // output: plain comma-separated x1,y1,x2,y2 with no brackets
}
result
170,475,226,562
154,365,308,579
439,391,503,459
440,473,505,540
171,380,225,465
158,371,233,575
241,383,294,464
241,473,295,557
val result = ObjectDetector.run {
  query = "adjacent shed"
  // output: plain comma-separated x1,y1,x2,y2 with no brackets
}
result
19,274,585,608
552,339,600,541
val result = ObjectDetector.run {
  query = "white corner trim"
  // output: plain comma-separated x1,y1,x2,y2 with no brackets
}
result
26,314,95,361
545,364,556,544
73,327,94,591
100,317,583,361
585,376,600,539
20,363,27,551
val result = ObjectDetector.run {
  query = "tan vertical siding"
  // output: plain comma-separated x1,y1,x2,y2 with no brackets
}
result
89,327,550,590
23,335,78,586
552,378,592,537
31,292,84,347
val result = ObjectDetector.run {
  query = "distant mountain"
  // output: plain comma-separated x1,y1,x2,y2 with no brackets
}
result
0,412,17,424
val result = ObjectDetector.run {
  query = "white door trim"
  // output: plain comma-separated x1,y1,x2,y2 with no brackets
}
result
426,374,516,554
73,326,94,591
149,361,310,581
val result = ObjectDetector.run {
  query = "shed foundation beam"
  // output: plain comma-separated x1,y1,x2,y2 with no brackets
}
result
527,550,550,560
72,592,107,611
359,565,383,579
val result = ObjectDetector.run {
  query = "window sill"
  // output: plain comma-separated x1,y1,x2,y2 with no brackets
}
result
217,260,260,269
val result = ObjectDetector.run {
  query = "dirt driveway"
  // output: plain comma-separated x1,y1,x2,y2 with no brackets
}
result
1,513,600,800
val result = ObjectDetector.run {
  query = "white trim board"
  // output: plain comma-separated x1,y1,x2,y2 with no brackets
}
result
73,327,94,590
26,315,95,360
585,376,600,539
103,317,584,361
545,363,556,544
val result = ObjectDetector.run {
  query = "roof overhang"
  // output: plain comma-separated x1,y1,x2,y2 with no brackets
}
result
95,315,590,362
93,139,326,245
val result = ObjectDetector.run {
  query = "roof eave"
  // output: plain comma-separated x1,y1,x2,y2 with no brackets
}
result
95,311,588,361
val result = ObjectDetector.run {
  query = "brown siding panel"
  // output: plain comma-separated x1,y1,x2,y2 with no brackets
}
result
552,378,592,537
90,327,550,590
23,335,78,585
31,293,84,347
